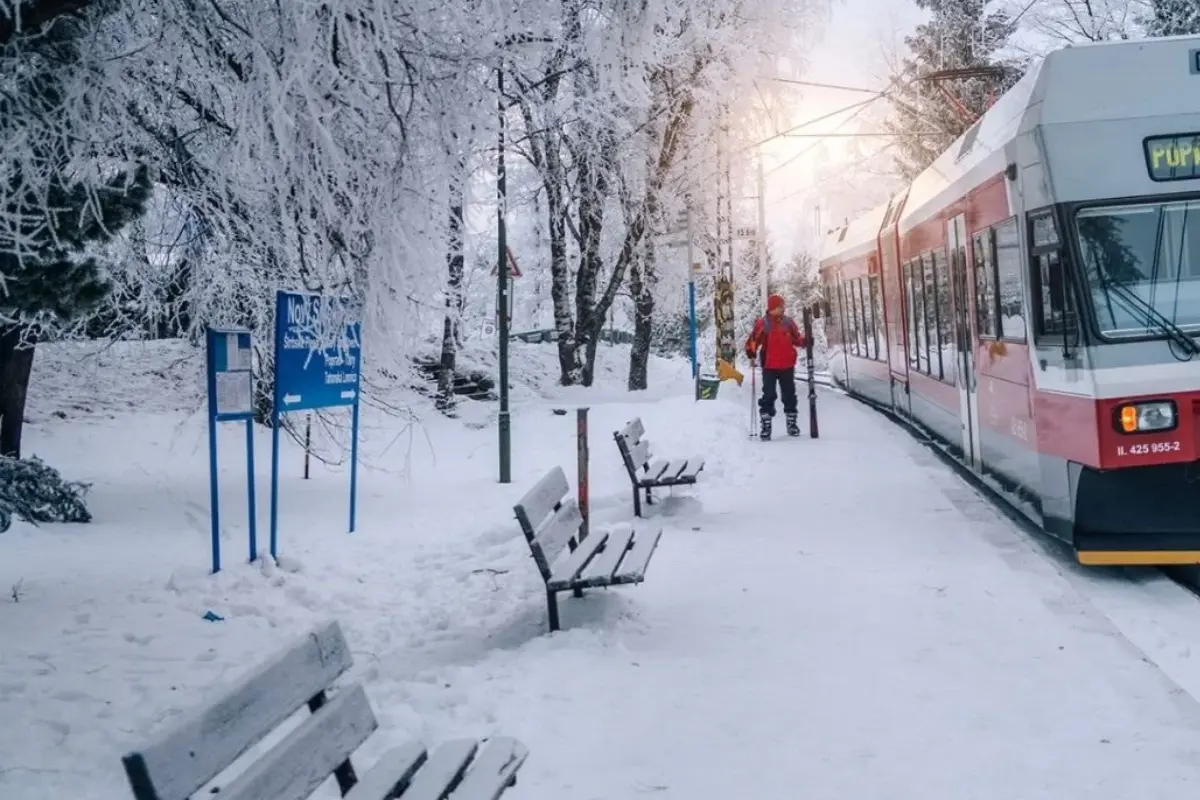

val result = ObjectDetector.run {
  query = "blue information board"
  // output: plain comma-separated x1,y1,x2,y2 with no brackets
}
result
205,327,258,573
269,291,364,559
274,291,363,412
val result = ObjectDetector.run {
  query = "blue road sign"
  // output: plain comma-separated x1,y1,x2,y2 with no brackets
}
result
270,291,364,560
274,291,362,412
205,327,259,573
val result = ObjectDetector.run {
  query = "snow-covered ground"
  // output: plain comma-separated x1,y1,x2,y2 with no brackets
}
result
5,339,1200,798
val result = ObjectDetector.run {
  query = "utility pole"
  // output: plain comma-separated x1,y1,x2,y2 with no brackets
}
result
756,150,768,312
496,63,511,484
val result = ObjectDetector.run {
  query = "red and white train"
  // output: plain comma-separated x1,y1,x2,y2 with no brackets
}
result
818,35,1200,566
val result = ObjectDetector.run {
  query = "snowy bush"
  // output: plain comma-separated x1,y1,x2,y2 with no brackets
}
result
0,456,92,531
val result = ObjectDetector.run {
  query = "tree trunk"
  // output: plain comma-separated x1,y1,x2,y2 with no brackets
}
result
437,163,466,413
0,326,37,459
628,236,656,390
546,142,580,385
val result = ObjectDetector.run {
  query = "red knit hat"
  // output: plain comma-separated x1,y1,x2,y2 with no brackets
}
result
767,294,785,311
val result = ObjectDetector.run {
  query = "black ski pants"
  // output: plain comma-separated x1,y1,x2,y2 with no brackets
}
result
759,367,797,417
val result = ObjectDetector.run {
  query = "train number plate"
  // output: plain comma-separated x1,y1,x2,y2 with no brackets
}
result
1116,440,1181,456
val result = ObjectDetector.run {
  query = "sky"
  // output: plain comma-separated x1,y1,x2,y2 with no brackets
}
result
761,0,928,263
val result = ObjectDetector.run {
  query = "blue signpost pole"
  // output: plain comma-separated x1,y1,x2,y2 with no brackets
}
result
349,399,359,533
205,333,221,574
270,291,285,561
688,281,698,379
245,419,258,562
269,418,280,560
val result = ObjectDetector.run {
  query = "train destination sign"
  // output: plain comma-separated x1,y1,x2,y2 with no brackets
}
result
1144,133,1200,182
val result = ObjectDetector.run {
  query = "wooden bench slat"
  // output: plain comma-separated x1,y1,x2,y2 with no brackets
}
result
679,458,705,480
515,466,569,531
122,620,354,800
619,418,645,443
548,529,609,590
576,528,635,586
643,459,676,482
612,529,662,585
399,739,478,800
534,498,583,568
342,742,427,800
216,683,377,800
448,737,530,800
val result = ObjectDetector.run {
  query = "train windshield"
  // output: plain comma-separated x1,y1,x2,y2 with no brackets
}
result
1075,199,1200,338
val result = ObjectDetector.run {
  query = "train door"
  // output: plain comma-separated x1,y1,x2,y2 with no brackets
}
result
947,214,981,467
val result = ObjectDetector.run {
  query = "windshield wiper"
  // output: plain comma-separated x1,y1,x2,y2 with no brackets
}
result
1101,274,1200,354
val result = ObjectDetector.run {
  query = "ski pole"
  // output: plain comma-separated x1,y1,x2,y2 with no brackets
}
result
749,358,757,437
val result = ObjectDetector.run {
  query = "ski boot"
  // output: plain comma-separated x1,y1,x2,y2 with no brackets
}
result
786,411,800,437
760,414,772,441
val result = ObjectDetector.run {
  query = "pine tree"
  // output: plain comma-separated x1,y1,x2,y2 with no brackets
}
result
884,0,1023,181
1143,0,1200,36
1,6,152,458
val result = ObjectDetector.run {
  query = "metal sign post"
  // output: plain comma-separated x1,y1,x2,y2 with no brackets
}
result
270,290,364,559
204,327,258,573
803,305,819,439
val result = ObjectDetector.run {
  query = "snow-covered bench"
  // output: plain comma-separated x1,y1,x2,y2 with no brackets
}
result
121,620,528,800
514,466,662,632
613,417,705,517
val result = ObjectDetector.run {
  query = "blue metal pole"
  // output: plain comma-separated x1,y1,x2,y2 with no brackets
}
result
688,280,698,378
349,399,360,533
245,418,258,563
269,413,280,560
270,289,285,561
205,329,221,574
207,413,220,571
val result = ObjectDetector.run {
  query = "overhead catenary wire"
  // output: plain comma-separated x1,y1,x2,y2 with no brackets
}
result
762,65,917,180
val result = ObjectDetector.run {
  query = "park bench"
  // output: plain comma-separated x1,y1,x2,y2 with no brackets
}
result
514,466,661,632
121,620,528,800
613,418,705,517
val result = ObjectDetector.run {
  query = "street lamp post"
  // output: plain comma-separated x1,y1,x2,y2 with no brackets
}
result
497,63,511,484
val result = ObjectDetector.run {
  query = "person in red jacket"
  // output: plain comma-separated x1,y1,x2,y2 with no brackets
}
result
745,294,807,439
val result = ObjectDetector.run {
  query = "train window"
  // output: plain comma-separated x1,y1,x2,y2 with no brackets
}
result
994,218,1026,341
844,281,854,357
1035,251,1076,336
904,262,919,369
922,253,939,376
870,275,886,361
973,231,998,338
1028,211,1075,339
847,280,861,357
840,281,849,350
868,278,878,359
860,278,875,359
934,249,954,382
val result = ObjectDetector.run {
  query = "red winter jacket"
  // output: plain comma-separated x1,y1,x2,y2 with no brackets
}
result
745,313,806,370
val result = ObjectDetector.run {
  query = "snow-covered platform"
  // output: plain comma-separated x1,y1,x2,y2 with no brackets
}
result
5,346,1200,799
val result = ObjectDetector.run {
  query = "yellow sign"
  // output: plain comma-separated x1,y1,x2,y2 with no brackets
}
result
1145,134,1200,182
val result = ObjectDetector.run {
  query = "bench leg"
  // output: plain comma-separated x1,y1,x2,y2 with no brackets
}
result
307,690,358,794
546,588,560,632
645,486,654,506
632,484,642,517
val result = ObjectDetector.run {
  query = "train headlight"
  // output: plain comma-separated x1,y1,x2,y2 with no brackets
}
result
1114,400,1177,434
